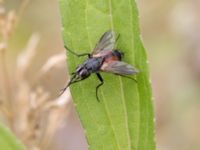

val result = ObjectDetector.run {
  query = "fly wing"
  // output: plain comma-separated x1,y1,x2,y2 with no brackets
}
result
92,30,117,55
101,61,139,75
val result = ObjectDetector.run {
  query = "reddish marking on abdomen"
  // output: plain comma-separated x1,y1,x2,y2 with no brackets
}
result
104,55,120,63
93,50,121,66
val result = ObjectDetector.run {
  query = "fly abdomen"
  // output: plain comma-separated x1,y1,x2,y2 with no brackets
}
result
113,50,124,61
103,50,124,62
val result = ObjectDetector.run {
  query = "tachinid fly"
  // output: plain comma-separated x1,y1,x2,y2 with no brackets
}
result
61,30,139,101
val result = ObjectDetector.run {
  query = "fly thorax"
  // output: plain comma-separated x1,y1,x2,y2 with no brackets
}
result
84,57,103,73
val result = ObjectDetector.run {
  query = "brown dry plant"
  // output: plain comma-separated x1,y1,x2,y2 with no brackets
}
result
0,1,70,150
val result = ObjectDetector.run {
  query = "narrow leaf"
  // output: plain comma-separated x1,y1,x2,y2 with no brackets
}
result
59,0,155,149
0,123,25,150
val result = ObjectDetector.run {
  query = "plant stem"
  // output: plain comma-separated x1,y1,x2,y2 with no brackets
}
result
0,48,14,131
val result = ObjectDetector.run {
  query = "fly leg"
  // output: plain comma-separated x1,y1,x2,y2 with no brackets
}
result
59,74,89,96
116,74,137,83
96,73,104,102
116,33,120,42
64,45,91,58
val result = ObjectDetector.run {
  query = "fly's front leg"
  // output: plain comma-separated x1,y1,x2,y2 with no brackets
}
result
64,45,91,58
96,73,104,102
59,73,89,96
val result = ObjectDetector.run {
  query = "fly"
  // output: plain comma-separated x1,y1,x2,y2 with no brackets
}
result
60,30,139,101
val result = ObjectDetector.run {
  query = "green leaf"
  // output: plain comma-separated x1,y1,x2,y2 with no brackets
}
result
0,123,25,150
59,0,155,149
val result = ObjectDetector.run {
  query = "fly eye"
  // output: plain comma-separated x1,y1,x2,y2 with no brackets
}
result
80,68,89,77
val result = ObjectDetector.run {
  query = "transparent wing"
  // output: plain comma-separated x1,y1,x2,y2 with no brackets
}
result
92,30,117,54
101,61,139,75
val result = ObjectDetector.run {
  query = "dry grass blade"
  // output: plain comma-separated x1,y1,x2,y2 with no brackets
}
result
39,52,66,75
0,1,71,150
17,33,40,79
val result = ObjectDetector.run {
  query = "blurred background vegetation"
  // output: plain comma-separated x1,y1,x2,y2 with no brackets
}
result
0,0,200,150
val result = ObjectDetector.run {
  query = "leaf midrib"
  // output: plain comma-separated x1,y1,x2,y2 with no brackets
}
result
108,0,132,149
85,0,121,149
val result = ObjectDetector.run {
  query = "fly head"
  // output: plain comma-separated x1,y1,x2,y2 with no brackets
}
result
75,65,90,80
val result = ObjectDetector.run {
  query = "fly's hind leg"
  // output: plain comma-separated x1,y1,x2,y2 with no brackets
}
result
116,74,137,83
96,73,104,102
116,33,120,42
64,45,91,58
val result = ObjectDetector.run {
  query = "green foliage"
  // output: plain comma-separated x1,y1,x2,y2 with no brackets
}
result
0,123,25,150
59,0,155,149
